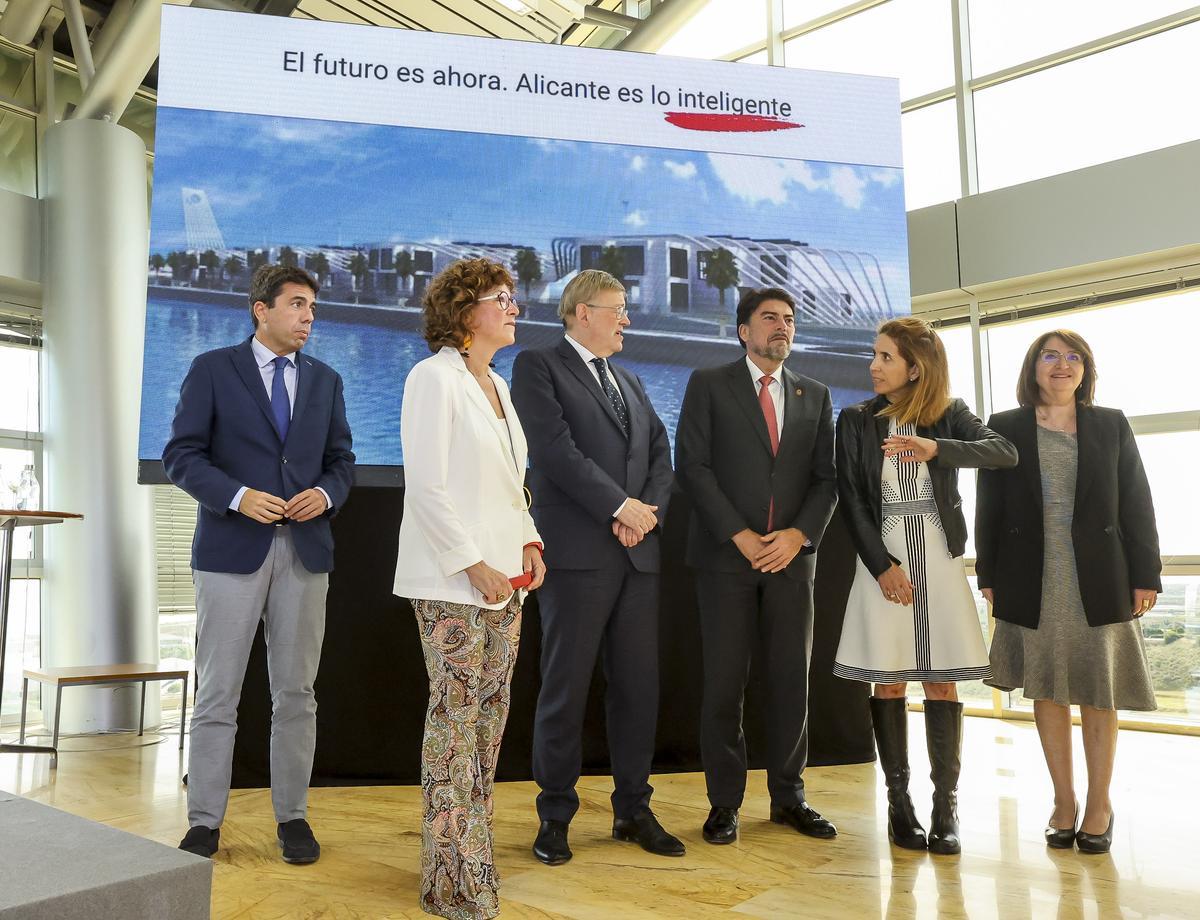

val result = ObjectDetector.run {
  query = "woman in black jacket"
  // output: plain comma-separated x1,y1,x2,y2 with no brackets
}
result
835,317,1017,855
977,329,1160,855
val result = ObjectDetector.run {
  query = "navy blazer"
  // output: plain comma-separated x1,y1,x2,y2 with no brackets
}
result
510,338,673,573
163,336,355,574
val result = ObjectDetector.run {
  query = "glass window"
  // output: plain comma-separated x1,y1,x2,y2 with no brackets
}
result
901,100,960,210
0,578,39,723
974,24,1200,191
783,0,861,31
0,447,36,560
1140,574,1200,723
159,611,195,715
984,291,1200,418
784,0,954,99
0,111,36,196
658,0,767,60
968,0,1195,76
939,325,979,558
0,43,35,108
0,343,39,432
1136,431,1199,559
120,93,157,154
737,50,769,65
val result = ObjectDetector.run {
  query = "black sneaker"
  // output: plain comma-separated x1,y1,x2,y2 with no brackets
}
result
178,826,219,858
277,818,321,864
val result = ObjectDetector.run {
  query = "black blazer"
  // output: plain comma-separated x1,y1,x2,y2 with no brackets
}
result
975,405,1162,629
674,358,837,580
836,395,1017,579
510,338,673,573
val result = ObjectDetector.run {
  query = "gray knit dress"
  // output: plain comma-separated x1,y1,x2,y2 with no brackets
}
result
987,427,1156,711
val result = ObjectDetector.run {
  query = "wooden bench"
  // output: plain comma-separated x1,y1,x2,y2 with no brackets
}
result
19,664,190,762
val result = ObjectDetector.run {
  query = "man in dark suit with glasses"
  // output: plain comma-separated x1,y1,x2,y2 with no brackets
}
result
511,269,681,865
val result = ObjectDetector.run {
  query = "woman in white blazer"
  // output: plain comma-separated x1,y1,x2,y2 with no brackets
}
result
394,258,545,920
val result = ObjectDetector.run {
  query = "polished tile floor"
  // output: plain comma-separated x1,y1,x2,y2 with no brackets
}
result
1,714,1196,919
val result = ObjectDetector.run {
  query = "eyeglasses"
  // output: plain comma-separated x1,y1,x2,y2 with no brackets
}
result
586,303,629,320
477,291,518,310
1039,349,1083,366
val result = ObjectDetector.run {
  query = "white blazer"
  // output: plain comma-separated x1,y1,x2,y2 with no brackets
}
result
393,346,541,608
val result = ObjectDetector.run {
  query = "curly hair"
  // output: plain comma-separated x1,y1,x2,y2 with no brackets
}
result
421,258,515,352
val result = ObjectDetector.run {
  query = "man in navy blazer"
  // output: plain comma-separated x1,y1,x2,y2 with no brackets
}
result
511,269,682,865
164,264,354,863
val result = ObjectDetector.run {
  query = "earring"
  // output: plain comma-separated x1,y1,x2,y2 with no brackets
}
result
461,334,473,355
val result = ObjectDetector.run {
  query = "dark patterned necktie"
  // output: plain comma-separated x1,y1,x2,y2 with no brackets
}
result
591,357,630,437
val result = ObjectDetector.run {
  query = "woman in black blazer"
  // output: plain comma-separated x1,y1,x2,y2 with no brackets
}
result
977,329,1161,856
836,317,1017,855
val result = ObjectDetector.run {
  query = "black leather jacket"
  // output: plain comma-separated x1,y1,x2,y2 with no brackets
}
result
836,395,1018,578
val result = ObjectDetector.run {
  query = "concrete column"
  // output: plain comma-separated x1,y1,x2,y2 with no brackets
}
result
41,118,158,733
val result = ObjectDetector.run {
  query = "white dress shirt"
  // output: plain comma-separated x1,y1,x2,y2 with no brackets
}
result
564,333,625,402
564,335,629,519
229,336,331,514
746,355,785,436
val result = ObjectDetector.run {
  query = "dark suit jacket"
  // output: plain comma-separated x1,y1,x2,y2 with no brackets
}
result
674,358,837,580
975,405,1161,628
837,395,1017,578
510,338,673,573
163,336,355,574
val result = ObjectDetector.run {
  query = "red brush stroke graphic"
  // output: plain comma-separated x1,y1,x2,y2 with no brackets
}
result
664,112,804,132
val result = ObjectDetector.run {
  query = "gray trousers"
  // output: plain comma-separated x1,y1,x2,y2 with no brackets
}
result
189,528,328,828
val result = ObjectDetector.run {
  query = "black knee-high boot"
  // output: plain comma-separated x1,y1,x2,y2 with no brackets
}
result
870,697,927,850
924,699,963,855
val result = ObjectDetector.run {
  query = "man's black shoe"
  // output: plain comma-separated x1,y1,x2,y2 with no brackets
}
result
612,809,686,857
770,802,838,839
277,818,321,864
702,807,739,845
178,825,219,858
532,819,572,865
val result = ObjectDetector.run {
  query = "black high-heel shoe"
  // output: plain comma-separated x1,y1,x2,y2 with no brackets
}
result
1075,811,1115,854
1044,800,1078,849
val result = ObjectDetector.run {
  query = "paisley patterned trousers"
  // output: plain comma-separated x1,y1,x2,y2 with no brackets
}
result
411,596,522,920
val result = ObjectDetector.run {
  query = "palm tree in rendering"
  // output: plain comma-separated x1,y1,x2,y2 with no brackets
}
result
199,249,221,286
348,251,369,303
279,246,299,268
704,248,740,336
306,251,330,287
512,249,542,303
394,249,414,301
224,255,244,289
598,245,625,284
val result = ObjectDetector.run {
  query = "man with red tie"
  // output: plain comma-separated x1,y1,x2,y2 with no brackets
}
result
675,287,838,845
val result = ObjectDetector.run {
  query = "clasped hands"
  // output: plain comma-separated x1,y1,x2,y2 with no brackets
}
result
612,498,659,548
238,487,327,523
732,527,807,574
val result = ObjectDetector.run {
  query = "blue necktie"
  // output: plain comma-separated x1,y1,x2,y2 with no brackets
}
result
271,355,291,441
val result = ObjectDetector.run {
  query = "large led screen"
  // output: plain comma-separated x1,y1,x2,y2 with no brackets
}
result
139,7,909,480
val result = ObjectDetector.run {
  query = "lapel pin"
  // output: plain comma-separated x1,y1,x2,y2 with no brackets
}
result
795,388,803,396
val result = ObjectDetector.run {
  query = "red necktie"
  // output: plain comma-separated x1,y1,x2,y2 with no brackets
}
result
759,377,779,530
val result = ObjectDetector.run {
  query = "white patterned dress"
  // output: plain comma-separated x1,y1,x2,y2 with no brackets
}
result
834,421,991,684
